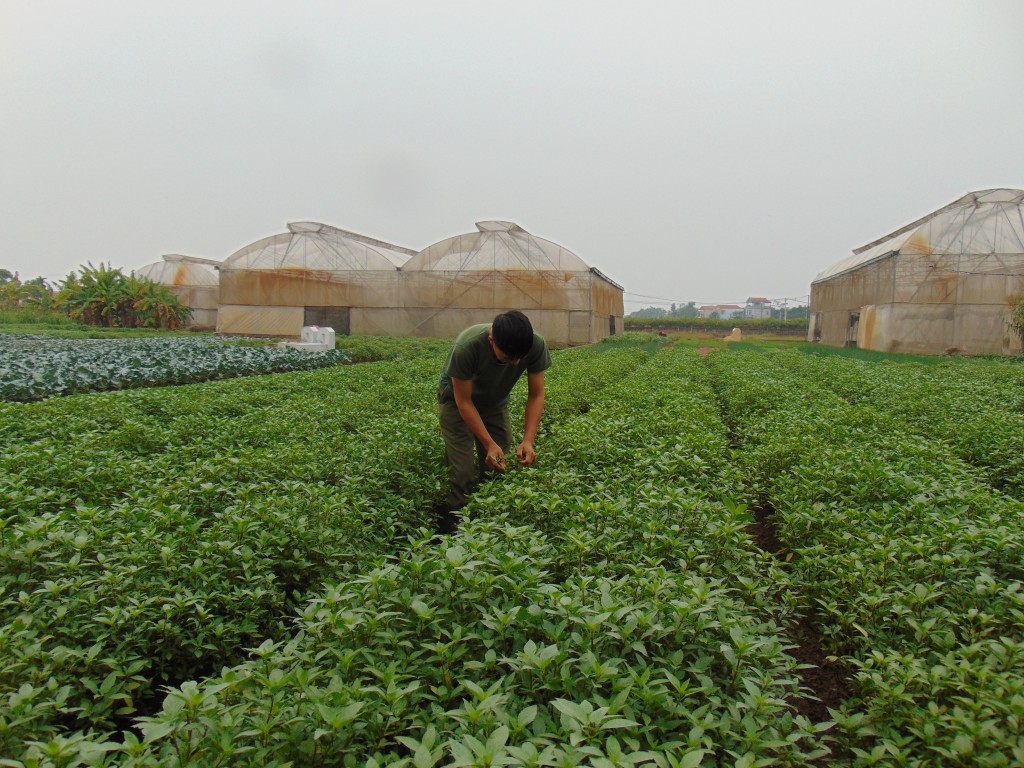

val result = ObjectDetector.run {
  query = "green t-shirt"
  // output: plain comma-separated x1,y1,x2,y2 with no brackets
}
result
438,324,552,408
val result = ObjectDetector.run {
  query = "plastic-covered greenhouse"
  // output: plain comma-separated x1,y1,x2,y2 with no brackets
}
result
809,189,1024,355
217,220,623,345
393,221,622,344
134,255,220,330
217,222,416,336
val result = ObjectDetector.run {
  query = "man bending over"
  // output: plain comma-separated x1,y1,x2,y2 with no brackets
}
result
436,310,552,531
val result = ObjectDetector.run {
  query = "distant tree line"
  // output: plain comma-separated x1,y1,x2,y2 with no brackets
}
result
627,303,808,320
0,263,191,330
624,315,808,335
628,302,700,319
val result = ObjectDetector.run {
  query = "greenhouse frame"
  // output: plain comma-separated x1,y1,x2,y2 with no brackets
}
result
216,220,624,346
809,188,1024,356
134,254,221,330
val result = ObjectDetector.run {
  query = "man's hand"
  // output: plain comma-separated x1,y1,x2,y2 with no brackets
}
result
485,442,507,471
516,440,537,465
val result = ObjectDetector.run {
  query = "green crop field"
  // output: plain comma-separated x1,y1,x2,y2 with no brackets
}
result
1,333,1022,767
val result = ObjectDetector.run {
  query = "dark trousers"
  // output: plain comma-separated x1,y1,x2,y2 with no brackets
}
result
438,398,512,511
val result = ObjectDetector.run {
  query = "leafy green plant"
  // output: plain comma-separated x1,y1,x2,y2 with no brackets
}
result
0,335,352,401
53,262,191,330
1009,297,1024,351
3,337,1023,765
706,346,1024,765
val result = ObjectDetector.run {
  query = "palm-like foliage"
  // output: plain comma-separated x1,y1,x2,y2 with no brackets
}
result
132,280,192,330
1010,298,1024,349
56,263,117,325
0,278,23,309
55,262,191,329
19,278,54,309
0,272,54,309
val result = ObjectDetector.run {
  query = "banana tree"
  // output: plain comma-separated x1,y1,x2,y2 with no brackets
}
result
56,263,191,329
132,280,192,330
0,274,52,309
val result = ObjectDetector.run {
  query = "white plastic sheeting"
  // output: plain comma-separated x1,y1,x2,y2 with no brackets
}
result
223,222,415,271
216,219,624,345
135,254,220,287
403,221,591,272
134,254,220,330
810,189,1024,355
814,189,1024,283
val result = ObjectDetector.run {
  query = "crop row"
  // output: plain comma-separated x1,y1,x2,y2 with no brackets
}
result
775,349,1024,500
102,346,832,767
705,347,1024,766
0,360,445,752
0,336,655,759
0,336,356,402
7,337,1021,766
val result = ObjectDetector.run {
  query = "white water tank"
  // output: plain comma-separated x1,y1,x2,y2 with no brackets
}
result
301,325,336,349
278,325,336,351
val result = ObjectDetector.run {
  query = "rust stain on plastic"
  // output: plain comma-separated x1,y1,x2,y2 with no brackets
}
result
905,231,933,255
861,306,876,347
937,270,959,302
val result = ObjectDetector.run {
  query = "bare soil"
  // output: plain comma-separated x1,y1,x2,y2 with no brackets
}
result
748,507,854,722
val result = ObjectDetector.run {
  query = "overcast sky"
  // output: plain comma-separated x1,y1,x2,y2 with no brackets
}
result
2,1,1022,311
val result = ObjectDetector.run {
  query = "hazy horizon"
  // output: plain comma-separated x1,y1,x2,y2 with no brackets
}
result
3,1,1021,312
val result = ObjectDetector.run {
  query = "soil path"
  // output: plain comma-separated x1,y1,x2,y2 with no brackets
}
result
748,507,853,722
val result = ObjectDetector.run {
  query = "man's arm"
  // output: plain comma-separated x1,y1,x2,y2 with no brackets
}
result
517,370,545,465
452,377,507,471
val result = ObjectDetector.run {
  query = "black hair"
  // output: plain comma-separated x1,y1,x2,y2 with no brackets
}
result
491,310,534,359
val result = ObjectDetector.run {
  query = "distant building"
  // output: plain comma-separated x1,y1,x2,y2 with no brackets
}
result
745,297,772,319
698,303,744,319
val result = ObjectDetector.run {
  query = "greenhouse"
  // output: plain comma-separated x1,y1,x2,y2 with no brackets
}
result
391,220,622,345
216,220,623,345
216,222,415,337
809,188,1024,355
134,254,220,330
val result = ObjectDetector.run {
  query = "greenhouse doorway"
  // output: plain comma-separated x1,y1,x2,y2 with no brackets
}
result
810,313,822,342
845,311,860,348
304,306,350,335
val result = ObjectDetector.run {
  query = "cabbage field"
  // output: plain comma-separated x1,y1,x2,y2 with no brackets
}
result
0,335,351,402
1,334,1023,767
